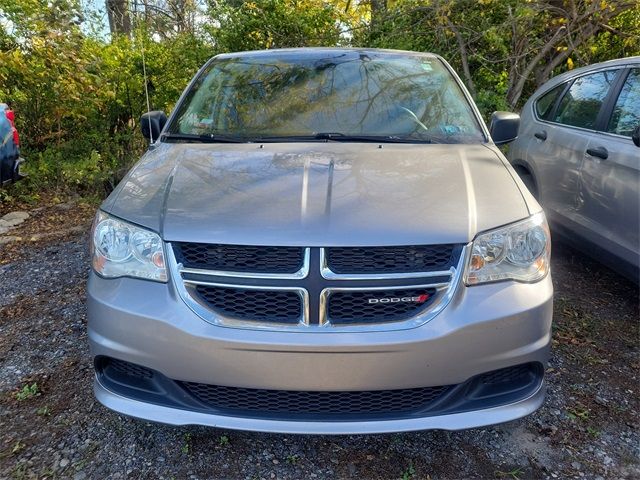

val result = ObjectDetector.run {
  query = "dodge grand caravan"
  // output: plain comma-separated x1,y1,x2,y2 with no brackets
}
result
88,48,553,434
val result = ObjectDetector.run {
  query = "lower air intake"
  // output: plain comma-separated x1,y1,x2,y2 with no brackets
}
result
179,382,451,415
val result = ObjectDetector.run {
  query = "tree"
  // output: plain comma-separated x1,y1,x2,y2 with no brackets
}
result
370,0,387,30
136,0,205,38
107,0,132,37
206,0,348,51
503,0,639,107
360,0,640,113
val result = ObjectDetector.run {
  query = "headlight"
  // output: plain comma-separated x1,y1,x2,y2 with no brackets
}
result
464,212,550,285
91,211,167,282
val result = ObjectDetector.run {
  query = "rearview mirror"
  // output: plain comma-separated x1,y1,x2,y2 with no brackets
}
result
140,111,167,142
632,125,640,148
489,111,520,145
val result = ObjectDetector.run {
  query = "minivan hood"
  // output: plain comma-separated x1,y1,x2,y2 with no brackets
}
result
103,142,530,246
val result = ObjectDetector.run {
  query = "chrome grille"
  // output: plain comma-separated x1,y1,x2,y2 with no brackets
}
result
170,243,465,330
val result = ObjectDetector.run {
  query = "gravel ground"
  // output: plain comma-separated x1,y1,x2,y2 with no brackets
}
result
0,202,638,479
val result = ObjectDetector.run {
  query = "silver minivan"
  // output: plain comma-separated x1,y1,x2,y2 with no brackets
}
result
88,48,552,434
509,57,640,281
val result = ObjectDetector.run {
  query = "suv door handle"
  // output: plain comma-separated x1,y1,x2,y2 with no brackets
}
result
586,146,608,160
534,130,547,141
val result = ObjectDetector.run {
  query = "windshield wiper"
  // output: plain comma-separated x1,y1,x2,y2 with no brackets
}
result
252,133,434,143
162,132,439,144
161,133,249,143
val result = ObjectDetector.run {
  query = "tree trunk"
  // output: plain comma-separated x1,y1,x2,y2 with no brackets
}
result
370,0,387,32
447,20,476,97
107,0,132,37
505,26,566,109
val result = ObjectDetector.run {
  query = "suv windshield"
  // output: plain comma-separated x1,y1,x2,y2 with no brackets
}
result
167,50,485,143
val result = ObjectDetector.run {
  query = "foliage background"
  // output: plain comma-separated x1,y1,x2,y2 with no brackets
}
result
0,0,638,203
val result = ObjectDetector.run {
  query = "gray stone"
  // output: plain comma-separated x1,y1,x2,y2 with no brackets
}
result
2,218,23,227
55,202,75,211
2,211,29,223
0,236,21,245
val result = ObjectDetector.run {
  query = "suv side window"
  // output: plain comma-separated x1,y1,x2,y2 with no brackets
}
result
607,68,640,137
535,83,565,120
553,70,619,129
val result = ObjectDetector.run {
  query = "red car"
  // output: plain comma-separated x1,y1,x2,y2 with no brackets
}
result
0,102,24,186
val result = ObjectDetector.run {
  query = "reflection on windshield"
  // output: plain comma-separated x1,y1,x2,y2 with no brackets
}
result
169,51,484,143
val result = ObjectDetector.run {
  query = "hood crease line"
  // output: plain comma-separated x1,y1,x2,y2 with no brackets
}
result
460,149,477,240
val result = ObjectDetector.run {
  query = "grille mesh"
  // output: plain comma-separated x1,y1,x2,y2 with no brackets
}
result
193,285,302,323
478,364,532,385
180,382,450,415
327,288,436,324
108,359,153,379
326,245,458,274
174,243,304,273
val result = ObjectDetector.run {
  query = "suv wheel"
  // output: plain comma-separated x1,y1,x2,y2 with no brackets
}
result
517,169,538,199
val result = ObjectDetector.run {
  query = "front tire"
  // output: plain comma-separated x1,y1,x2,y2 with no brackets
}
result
517,169,538,199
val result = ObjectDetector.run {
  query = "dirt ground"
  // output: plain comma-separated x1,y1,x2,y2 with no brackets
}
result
0,201,638,479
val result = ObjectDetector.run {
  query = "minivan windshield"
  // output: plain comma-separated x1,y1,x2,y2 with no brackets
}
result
167,50,485,143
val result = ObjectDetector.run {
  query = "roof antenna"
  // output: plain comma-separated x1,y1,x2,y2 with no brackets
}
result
133,0,154,143
141,42,153,143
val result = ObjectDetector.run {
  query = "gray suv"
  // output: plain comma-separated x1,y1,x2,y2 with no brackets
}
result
509,57,640,281
88,48,552,434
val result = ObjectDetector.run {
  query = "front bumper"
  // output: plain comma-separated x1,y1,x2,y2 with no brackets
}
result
87,271,552,433
95,374,545,434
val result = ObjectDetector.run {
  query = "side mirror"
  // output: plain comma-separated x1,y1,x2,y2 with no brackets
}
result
490,111,520,145
140,111,167,142
632,125,640,148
